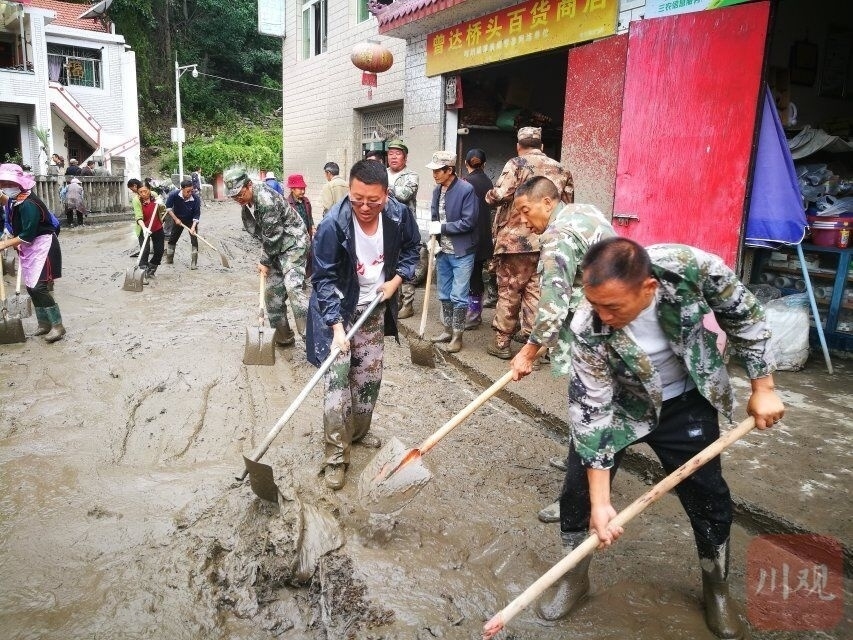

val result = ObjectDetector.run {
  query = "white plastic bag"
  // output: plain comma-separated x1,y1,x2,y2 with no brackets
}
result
764,293,810,371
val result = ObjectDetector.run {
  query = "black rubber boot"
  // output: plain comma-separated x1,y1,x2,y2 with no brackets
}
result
445,307,466,353
190,250,198,270
43,305,66,343
431,301,453,343
699,540,745,639
537,531,591,621
164,244,175,264
274,318,295,346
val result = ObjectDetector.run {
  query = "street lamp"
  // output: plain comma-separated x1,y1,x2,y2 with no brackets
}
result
175,54,198,184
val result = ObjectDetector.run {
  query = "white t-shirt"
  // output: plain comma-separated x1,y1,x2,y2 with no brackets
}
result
625,294,695,401
353,216,386,305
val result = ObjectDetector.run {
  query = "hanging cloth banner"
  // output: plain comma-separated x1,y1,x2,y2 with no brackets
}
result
744,85,808,248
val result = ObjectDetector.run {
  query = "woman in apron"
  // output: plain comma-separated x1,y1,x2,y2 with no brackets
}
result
0,164,65,343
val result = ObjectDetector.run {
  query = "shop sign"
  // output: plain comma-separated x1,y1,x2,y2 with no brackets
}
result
646,0,752,19
425,0,617,77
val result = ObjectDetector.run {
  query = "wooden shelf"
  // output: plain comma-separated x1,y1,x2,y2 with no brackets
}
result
763,263,850,280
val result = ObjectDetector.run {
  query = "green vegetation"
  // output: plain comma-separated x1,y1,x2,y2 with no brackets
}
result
70,0,284,174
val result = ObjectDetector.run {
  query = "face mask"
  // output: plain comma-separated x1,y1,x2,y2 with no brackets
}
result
3,187,21,198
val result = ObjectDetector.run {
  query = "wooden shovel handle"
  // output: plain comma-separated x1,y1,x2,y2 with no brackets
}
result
482,416,757,639
417,237,436,338
15,252,23,295
258,272,267,325
418,346,547,455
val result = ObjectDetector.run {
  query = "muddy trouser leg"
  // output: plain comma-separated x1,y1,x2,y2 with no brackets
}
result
168,224,184,252
264,261,288,329
323,302,385,464
349,302,385,443
490,255,526,347
519,253,541,339
400,282,416,307
279,250,309,335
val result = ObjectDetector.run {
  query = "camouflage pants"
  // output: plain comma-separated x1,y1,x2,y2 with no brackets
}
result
265,250,308,328
323,301,386,465
491,253,541,346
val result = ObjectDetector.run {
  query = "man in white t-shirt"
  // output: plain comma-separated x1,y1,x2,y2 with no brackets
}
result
307,160,421,490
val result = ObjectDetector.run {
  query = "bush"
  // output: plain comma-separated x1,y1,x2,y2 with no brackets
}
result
159,126,283,177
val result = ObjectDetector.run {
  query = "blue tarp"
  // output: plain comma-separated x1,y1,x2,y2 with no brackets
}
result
744,86,808,248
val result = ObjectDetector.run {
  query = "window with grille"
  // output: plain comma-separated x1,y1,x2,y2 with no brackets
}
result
46,44,102,88
302,0,328,58
361,105,403,145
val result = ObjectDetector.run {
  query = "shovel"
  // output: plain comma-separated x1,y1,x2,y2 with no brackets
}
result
243,272,275,366
0,253,25,344
122,214,156,292
2,248,15,277
409,236,436,367
6,255,32,318
482,416,758,639
237,292,385,502
358,348,546,515
179,222,230,268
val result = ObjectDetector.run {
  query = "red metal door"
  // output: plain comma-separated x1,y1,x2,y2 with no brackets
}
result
612,1,770,266
562,34,628,219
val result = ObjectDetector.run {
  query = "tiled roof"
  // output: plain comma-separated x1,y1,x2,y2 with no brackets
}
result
375,0,469,28
27,0,110,33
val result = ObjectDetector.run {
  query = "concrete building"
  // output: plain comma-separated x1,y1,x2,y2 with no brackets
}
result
0,0,140,177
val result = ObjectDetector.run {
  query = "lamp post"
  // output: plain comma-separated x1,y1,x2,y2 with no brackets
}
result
174,54,198,184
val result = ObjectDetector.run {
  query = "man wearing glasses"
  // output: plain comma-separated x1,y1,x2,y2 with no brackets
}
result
307,160,421,490
225,169,309,345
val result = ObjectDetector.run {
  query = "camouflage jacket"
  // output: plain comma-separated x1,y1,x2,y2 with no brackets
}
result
241,182,308,267
388,166,419,211
529,203,616,377
486,149,574,255
568,244,775,469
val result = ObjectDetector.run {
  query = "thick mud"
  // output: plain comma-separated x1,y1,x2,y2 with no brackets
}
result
1,202,848,639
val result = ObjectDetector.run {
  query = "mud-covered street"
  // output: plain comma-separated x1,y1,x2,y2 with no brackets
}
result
1,201,850,640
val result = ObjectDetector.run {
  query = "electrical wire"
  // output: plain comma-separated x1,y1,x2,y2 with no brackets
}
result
193,70,282,93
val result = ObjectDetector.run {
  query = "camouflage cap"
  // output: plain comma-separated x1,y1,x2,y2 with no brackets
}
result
426,150,456,170
224,168,250,197
517,126,542,141
386,138,408,153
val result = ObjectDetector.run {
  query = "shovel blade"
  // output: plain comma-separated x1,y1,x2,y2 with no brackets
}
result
242,455,280,502
243,326,275,365
219,253,230,268
358,436,433,515
409,336,436,368
0,315,26,344
122,266,144,292
6,294,32,319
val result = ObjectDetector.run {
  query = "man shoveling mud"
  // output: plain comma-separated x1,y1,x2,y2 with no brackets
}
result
522,237,784,638
306,160,421,490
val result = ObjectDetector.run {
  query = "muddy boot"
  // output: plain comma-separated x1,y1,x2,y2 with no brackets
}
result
398,283,415,319
77,211,84,227
483,278,498,308
66,211,74,227
538,531,592,621
486,333,511,360
445,306,466,353
146,265,158,279
33,306,52,336
190,249,198,270
324,463,346,490
141,269,150,285
464,294,482,330
353,413,381,448
293,314,307,338
699,540,745,639
164,244,175,264
431,301,453,343
274,317,295,346
43,305,66,343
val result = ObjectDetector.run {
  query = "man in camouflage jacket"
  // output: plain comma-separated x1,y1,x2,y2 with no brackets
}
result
226,169,309,345
485,126,574,359
386,139,422,319
538,237,784,640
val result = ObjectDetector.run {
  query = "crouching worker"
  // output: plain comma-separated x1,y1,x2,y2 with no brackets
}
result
541,237,784,639
307,160,421,490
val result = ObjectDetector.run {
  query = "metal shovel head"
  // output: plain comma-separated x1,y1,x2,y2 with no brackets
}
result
6,294,32,318
0,314,26,344
243,325,275,365
122,266,144,292
242,455,280,503
358,436,433,515
409,335,436,368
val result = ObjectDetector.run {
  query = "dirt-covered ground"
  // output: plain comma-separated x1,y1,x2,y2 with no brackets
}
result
1,201,849,639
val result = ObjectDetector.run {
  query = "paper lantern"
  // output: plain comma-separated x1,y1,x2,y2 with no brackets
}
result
351,41,393,99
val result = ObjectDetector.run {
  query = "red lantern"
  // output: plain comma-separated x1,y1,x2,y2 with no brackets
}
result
351,41,393,99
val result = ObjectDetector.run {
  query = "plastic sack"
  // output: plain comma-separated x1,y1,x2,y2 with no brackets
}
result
764,293,810,371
